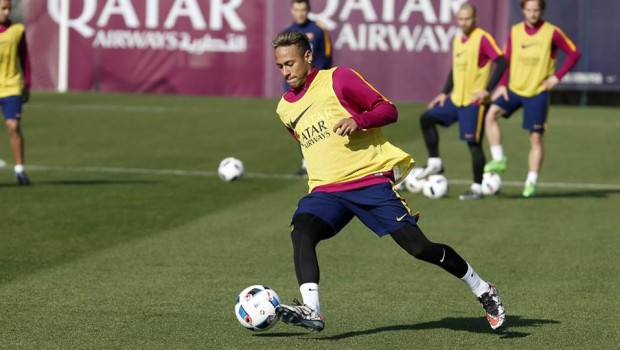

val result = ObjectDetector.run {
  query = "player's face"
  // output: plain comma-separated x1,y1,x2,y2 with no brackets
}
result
456,8,476,36
522,0,543,26
291,3,309,25
0,0,11,23
275,45,313,89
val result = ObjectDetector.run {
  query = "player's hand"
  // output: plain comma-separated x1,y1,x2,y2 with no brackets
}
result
541,75,559,91
471,90,490,104
21,88,30,104
428,93,447,108
492,86,509,101
333,118,358,136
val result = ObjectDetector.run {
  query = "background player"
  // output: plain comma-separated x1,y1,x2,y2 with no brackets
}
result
0,0,30,185
417,3,507,200
484,0,580,197
272,31,505,332
284,0,333,177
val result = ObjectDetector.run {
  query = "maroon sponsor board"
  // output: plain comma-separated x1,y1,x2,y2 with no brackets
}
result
27,0,508,101
267,0,508,101
28,0,266,96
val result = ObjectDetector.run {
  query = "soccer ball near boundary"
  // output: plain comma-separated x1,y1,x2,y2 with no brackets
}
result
218,157,244,182
481,172,502,195
422,174,448,199
234,285,280,331
404,167,425,193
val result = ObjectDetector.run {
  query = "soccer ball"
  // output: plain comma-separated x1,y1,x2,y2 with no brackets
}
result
422,174,448,199
218,157,244,182
234,285,280,331
481,172,502,195
404,167,425,193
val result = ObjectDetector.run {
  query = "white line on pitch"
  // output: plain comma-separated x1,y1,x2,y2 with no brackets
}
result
19,164,620,190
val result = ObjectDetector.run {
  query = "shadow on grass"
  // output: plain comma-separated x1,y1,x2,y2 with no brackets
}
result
0,179,159,187
502,189,620,199
310,315,560,340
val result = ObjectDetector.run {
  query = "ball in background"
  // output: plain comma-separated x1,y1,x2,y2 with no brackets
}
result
235,285,280,331
404,167,425,193
218,157,244,182
481,172,502,195
422,174,448,199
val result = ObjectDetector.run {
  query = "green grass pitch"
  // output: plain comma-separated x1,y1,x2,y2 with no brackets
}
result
0,92,618,349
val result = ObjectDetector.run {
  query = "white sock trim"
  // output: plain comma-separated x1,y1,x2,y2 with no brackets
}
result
427,157,442,168
526,171,538,185
461,264,490,297
490,145,504,162
299,283,320,314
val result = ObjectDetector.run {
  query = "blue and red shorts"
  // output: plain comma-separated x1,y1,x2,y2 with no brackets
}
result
292,182,417,237
493,89,549,133
426,97,487,143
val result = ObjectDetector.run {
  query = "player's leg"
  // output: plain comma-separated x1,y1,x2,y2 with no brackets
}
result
521,91,549,197
276,193,353,331
457,105,486,200
346,182,505,329
484,90,521,173
418,98,458,179
1,96,29,185
391,224,505,329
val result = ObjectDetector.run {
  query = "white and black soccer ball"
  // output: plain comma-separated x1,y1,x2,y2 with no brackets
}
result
481,172,502,195
404,167,425,193
422,174,448,199
218,157,244,182
235,285,280,331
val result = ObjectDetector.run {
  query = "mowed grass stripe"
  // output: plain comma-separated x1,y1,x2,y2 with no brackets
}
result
16,164,620,190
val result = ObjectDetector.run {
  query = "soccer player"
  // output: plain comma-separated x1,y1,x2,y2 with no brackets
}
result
484,0,580,197
0,0,31,185
272,31,505,332
284,0,333,177
417,3,507,200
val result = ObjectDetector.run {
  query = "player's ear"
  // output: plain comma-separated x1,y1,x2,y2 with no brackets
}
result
304,50,313,64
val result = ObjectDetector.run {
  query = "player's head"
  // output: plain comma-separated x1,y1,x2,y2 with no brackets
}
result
0,0,12,24
291,0,310,25
520,0,545,25
456,2,477,36
273,31,313,90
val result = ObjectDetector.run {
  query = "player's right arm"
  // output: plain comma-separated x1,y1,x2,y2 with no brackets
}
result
332,67,397,136
428,69,452,108
18,29,31,103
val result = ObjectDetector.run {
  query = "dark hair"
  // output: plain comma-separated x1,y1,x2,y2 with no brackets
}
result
520,0,546,10
272,31,312,55
292,0,310,11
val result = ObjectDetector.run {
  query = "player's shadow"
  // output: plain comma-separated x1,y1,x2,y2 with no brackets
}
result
317,315,559,340
502,189,620,199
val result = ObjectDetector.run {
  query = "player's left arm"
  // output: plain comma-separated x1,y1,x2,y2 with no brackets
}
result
332,67,397,136
18,30,31,104
543,27,582,90
473,34,508,103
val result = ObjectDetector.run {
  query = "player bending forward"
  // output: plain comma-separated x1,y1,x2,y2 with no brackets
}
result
272,31,505,332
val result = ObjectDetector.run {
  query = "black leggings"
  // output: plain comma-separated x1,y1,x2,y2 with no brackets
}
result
290,213,468,285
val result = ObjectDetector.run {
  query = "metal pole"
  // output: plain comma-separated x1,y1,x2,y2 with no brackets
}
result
58,0,69,92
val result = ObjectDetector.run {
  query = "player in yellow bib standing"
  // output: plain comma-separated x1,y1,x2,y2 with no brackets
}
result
0,0,31,185
484,0,580,197
272,31,505,332
417,3,507,200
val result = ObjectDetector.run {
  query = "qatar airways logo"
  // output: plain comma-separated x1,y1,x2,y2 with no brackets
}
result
310,0,465,52
47,0,248,54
